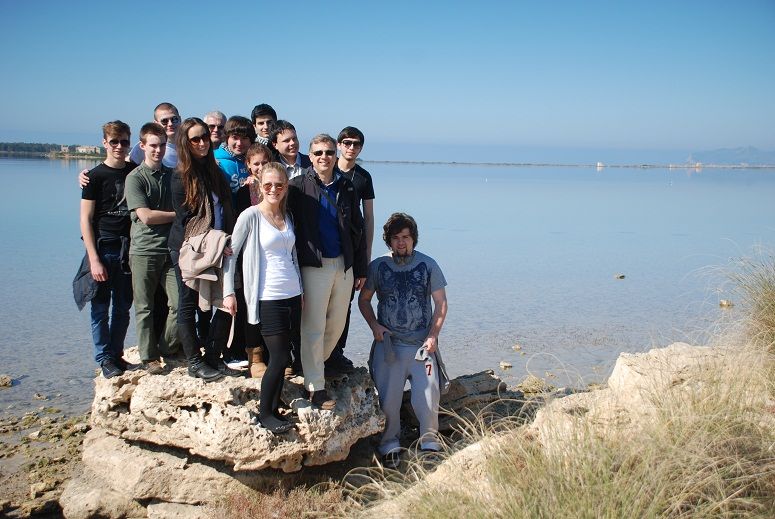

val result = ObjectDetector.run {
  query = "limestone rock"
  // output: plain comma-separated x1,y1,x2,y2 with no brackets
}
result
402,370,530,432
90,366,384,472
146,502,210,519
529,342,740,449
60,466,147,519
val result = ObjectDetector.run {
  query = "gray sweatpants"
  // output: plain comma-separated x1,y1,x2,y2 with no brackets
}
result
371,341,441,455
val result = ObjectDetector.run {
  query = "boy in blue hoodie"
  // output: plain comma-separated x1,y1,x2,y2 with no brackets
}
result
214,116,257,205
214,115,256,369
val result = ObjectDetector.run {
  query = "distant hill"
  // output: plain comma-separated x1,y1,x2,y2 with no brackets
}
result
690,146,775,165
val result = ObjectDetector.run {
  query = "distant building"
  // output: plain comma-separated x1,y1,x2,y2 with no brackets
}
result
60,145,69,153
75,145,100,154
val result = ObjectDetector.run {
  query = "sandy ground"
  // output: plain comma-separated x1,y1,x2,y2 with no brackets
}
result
0,400,89,518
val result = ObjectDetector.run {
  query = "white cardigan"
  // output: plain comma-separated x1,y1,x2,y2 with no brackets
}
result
223,206,302,325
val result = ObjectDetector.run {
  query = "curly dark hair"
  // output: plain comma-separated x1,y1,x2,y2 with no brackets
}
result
382,212,418,248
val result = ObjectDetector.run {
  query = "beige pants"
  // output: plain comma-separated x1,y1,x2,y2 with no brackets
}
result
300,256,353,391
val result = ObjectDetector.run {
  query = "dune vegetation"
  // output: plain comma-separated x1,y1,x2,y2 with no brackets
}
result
218,256,775,518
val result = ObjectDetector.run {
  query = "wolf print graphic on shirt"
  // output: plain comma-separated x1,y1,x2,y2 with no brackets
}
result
377,261,430,334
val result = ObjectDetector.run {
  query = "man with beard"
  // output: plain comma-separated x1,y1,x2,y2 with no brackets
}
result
358,213,449,469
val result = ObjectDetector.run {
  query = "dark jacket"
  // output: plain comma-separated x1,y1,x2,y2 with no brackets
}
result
287,167,367,277
169,169,235,264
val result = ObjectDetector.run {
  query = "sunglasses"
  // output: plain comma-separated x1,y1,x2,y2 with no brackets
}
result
262,182,286,192
107,139,130,148
188,134,210,144
208,124,225,131
415,346,430,362
340,139,362,148
311,149,336,157
159,116,181,126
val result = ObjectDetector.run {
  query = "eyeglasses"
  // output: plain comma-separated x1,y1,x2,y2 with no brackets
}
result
159,116,181,126
208,124,225,131
340,139,362,148
188,134,210,144
262,182,286,192
107,139,130,148
311,149,336,157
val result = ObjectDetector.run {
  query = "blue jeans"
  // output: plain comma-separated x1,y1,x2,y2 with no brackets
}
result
90,241,133,364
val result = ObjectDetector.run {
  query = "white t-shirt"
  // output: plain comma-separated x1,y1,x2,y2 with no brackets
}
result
258,215,302,300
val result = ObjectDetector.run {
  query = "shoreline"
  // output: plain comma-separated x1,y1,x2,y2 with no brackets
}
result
1,151,774,169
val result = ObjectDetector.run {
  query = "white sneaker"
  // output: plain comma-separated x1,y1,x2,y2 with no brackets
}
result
225,360,248,369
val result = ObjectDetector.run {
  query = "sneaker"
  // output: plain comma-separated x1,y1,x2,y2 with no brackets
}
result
419,448,444,466
100,359,124,379
116,357,141,372
309,390,336,411
141,360,165,375
381,451,401,470
225,359,248,370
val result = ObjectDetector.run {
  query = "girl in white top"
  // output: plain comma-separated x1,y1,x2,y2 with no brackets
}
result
224,163,302,434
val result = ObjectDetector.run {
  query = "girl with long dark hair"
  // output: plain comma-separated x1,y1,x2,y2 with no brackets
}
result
169,117,237,381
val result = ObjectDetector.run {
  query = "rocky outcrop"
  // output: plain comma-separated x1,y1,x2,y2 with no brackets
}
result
529,342,729,446
89,364,383,472
60,349,531,518
60,357,385,518
362,342,772,518
402,370,533,432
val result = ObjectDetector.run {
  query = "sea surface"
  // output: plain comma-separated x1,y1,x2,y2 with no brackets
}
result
1,156,774,416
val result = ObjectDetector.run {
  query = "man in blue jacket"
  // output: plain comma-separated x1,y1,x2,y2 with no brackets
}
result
287,134,367,409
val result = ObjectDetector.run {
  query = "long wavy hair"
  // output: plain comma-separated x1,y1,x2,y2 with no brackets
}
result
176,117,230,211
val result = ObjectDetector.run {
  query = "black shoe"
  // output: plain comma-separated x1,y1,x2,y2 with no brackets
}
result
207,359,243,377
325,358,355,377
100,359,124,379
188,360,224,382
116,357,141,372
258,415,295,434
309,390,336,410
381,451,401,470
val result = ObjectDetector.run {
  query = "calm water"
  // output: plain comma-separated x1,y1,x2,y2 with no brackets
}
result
1,157,774,415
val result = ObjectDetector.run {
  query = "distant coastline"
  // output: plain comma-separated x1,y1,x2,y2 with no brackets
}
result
2,143,774,169
0,151,103,160
361,159,775,170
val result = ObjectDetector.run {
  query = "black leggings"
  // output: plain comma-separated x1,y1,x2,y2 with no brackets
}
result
249,296,300,420
259,332,291,420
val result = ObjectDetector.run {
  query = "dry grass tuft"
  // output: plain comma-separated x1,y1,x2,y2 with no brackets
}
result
212,484,346,518
730,253,775,353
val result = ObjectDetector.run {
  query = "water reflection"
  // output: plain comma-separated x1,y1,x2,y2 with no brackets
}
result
0,158,774,415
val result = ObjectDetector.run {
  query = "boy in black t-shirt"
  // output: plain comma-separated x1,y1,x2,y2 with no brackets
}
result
78,121,138,378
326,126,376,375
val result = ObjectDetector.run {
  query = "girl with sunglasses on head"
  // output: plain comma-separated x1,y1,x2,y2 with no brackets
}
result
230,143,275,379
223,163,302,434
169,117,238,381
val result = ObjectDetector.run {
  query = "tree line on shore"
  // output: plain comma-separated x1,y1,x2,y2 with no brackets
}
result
0,142,104,155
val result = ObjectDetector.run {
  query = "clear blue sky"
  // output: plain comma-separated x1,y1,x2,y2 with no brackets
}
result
1,0,773,162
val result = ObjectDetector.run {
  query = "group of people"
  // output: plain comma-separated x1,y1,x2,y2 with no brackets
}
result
73,102,448,466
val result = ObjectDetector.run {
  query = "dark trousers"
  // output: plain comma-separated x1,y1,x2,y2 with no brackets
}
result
174,265,230,365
